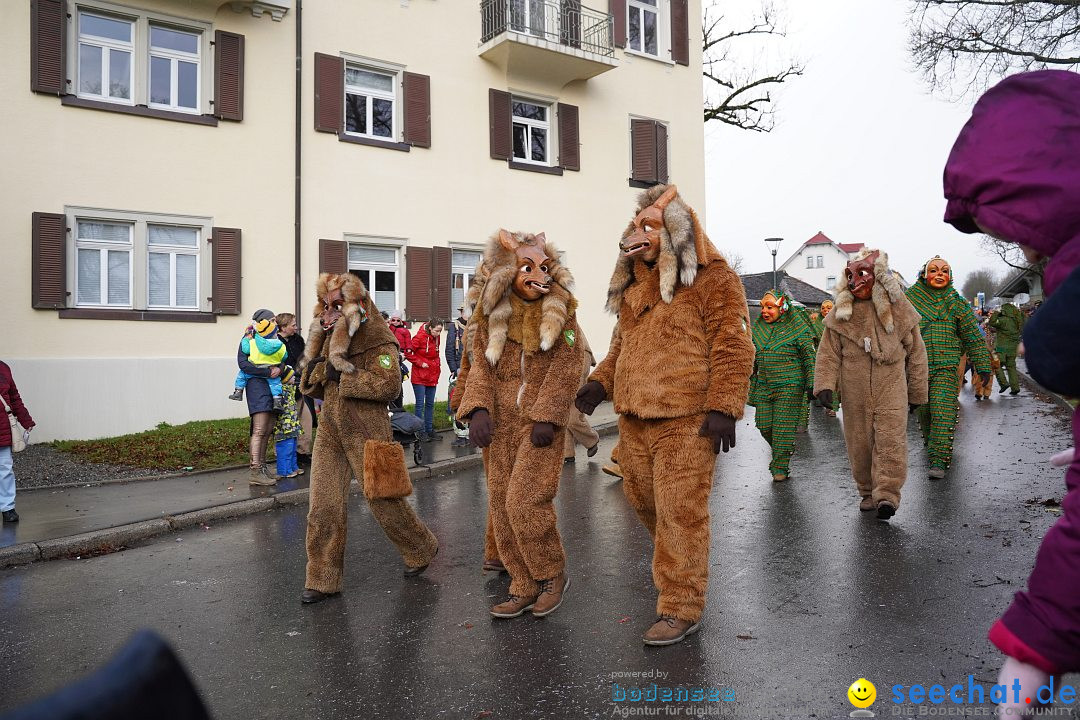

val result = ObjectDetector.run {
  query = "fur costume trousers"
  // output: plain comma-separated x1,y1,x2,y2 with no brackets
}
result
917,367,962,469
618,413,716,623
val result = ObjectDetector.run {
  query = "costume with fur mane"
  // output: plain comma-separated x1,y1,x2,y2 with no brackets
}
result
300,273,438,596
589,185,755,627
456,231,585,606
814,249,929,513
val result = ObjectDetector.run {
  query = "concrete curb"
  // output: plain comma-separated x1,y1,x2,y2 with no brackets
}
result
1,420,619,570
1017,369,1075,413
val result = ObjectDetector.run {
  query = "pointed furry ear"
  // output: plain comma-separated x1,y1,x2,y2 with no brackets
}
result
534,232,547,244
498,229,519,252
654,185,678,211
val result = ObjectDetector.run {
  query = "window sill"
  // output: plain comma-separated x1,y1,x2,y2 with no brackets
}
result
622,48,676,67
59,308,217,322
337,132,411,152
628,178,663,189
509,160,564,176
61,95,220,126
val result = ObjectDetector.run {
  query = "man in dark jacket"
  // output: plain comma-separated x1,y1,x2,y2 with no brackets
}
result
445,306,466,377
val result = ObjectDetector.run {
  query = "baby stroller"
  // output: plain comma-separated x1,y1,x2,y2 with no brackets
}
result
389,397,424,466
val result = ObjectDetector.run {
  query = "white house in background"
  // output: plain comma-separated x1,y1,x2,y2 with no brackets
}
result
778,231,866,293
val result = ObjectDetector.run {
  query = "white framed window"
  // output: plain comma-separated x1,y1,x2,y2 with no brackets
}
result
816,255,824,268
67,207,212,312
512,97,552,165
348,244,400,314
148,25,201,113
509,0,554,38
627,0,667,59
77,11,134,103
76,220,133,307
451,249,484,312
345,65,397,140
70,3,210,112
805,255,813,269
147,225,200,309
826,276,837,290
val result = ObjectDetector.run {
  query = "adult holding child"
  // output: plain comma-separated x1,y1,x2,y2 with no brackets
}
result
237,309,285,486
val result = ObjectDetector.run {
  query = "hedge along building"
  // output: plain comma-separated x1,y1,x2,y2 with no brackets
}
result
8,0,706,442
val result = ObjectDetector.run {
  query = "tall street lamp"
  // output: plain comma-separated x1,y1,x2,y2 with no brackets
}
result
764,237,783,291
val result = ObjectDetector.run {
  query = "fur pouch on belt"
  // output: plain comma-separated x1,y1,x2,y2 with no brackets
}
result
363,440,413,500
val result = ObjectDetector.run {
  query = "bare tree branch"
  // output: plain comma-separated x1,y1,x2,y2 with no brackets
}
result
702,1,804,132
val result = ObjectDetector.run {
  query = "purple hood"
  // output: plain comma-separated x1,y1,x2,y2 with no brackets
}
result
943,70,1080,296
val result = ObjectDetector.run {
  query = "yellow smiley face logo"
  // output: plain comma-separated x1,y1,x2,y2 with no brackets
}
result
847,678,876,709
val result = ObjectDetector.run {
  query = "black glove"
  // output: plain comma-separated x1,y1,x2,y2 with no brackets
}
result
978,371,992,387
530,422,555,448
325,363,341,383
909,403,921,414
815,389,833,408
575,381,606,415
699,411,736,454
806,388,816,403
469,408,494,448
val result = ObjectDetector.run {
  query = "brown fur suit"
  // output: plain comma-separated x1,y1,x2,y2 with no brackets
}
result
590,185,755,623
456,232,585,598
813,249,929,508
300,273,438,593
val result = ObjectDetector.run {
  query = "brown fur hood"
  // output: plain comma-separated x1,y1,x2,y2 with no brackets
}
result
302,272,398,374
606,184,723,313
475,230,576,365
832,248,908,334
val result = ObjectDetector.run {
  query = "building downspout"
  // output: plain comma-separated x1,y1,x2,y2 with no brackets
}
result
293,0,303,317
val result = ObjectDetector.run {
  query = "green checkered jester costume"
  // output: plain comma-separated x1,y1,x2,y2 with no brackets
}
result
905,256,991,478
748,290,816,481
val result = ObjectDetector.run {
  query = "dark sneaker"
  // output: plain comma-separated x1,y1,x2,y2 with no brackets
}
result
643,615,700,646
228,388,244,401
876,501,896,520
859,496,875,511
404,545,438,576
2,509,19,523
490,594,538,619
532,574,570,617
587,443,599,458
301,589,339,604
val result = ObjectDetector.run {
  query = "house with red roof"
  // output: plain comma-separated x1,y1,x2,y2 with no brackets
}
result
777,232,866,294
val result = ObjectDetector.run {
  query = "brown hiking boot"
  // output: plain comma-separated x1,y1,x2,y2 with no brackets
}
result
859,495,875,511
490,594,538,619
482,558,506,573
642,615,700,646
602,462,623,479
249,466,278,486
772,473,788,482
532,573,570,617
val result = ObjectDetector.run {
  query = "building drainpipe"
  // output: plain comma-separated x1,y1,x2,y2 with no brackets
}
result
294,0,303,318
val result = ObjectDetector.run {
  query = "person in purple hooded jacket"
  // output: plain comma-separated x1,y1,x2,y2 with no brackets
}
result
943,69,1080,716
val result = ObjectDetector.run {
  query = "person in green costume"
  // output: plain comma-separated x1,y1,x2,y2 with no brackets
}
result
989,301,1025,395
906,256,992,478
749,290,815,481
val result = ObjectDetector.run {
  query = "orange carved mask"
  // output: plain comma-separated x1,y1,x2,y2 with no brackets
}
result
820,299,834,317
619,185,678,263
500,230,553,302
846,251,879,301
760,291,787,323
923,257,952,289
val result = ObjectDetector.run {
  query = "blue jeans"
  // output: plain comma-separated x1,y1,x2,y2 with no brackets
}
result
0,446,15,511
275,437,298,476
412,384,436,435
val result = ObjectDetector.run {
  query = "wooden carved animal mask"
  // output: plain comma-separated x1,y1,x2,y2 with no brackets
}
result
760,291,787,323
500,229,552,302
923,257,952,289
619,185,678,263
320,287,345,330
846,251,880,300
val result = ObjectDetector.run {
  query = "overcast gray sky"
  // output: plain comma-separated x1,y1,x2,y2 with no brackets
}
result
702,0,1004,286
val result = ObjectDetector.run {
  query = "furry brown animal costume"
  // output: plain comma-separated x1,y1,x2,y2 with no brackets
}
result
814,249,929,515
300,273,438,597
586,184,756,633
456,230,585,612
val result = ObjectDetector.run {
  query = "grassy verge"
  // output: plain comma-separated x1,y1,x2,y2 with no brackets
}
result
51,400,455,470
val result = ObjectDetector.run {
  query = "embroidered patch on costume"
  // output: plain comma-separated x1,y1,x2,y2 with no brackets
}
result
378,354,393,369
563,329,576,347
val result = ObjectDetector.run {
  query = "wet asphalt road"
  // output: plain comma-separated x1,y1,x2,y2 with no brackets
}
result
0,385,1076,719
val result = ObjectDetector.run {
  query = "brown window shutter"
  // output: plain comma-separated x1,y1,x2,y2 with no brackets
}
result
670,0,690,66
403,72,431,148
630,119,657,184
31,0,65,95
213,31,245,121
558,103,580,171
432,246,452,321
609,0,626,48
211,227,242,315
319,238,347,274
406,246,433,321
314,53,343,133
655,122,669,184
489,88,511,160
32,212,67,309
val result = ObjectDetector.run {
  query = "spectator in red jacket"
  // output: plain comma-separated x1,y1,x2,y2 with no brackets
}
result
1,361,35,523
405,319,444,441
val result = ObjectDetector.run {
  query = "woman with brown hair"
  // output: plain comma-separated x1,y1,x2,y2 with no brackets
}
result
405,318,444,441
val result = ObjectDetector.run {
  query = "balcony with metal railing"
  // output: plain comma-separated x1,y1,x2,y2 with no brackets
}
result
479,0,618,85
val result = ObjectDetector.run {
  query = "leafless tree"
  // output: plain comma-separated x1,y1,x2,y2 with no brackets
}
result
702,1,804,131
722,250,746,274
960,267,998,299
909,0,1080,98
979,235,1044,276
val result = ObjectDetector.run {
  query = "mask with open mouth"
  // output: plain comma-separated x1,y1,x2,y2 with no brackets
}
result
320,287,344,330
501,229,553,302
619,185,678,263
846,250,880,300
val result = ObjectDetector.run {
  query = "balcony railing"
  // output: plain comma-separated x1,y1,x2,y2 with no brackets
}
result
480,0,614,58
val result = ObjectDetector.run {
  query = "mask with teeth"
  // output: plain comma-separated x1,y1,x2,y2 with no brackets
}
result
501,229,553,302
619,185,677,263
